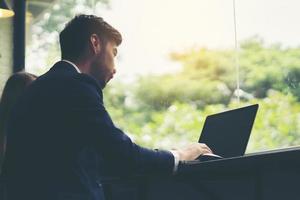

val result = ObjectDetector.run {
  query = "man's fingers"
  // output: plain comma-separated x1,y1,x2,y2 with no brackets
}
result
203,149,212,154
203,145,212,153
199,143,213,154
176,143,214,161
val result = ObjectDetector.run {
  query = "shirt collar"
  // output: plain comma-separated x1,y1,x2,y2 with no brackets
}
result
61,60,81,73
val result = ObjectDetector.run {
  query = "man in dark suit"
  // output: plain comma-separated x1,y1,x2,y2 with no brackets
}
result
2,15,212,200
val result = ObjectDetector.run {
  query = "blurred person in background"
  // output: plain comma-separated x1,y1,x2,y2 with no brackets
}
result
0,72,37,173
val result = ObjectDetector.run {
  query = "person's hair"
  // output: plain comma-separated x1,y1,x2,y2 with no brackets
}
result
0,72,37,172
59,14,122,61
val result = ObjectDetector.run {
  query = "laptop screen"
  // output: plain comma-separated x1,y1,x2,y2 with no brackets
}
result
198,104,258,158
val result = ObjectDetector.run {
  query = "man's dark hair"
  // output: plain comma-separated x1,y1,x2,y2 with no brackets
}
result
59,14,122,61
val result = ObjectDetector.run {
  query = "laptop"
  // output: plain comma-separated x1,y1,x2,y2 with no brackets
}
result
197,104,259,160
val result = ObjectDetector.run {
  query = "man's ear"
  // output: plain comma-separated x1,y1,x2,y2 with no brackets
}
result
90,34,101,55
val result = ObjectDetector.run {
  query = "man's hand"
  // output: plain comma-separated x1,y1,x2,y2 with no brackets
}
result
173,143,212,161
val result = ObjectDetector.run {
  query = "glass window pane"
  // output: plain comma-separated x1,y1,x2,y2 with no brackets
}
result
25,0,300,153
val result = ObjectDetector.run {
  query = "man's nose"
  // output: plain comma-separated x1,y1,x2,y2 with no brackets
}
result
113,68,116,74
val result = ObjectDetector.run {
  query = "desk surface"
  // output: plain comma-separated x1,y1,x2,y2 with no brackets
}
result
102,147,300,200
101,146,300,183
178,146,300,175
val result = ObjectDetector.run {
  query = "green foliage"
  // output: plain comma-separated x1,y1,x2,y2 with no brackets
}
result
132,36,300,112
107,89,300,152
27,0,110,75
105,37,300,152
246,91,300,152
240,36,300,99
36,0,109,33
133,49,235,110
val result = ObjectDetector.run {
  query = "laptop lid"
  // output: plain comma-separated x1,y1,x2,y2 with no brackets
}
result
198,104,258,158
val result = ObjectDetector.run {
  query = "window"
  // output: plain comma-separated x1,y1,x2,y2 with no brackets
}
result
25,0,300,152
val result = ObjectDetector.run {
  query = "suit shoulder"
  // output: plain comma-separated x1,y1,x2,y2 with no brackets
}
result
71,74,102,95
30,71,103,102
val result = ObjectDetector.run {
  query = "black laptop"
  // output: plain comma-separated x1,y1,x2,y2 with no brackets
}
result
197,104,259,161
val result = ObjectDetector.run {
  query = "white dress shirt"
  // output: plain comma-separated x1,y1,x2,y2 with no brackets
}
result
61,60,81,73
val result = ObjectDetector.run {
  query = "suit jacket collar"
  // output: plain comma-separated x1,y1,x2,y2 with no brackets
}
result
50,61,103,95
61,60,81,73
50,60,79,74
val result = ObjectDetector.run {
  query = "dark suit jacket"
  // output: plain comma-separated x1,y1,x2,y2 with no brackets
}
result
2,61,174,200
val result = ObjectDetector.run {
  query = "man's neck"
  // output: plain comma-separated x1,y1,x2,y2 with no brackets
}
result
62,59,90,74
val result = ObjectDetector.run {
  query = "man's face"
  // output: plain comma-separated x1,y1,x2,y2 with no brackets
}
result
90,39,118,88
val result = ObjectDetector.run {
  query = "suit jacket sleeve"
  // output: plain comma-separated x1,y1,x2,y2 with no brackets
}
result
69,76,174,176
